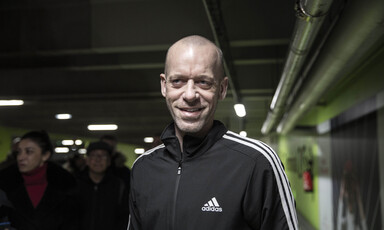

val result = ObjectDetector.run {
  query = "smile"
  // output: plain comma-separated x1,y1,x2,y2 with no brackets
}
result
180,108,202,112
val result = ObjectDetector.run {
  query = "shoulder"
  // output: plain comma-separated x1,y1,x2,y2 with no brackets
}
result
220,131,279,165
131,143,166,169
0,164,22,188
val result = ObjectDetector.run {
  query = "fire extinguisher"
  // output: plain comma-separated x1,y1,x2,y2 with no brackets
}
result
303,170,313,192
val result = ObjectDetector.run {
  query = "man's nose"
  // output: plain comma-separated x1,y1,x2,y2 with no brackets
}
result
183,80,199,101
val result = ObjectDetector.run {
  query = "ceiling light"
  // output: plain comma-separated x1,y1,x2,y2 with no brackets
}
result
78,148,87,154
62,140,74,146
144,137,154,143
134,148,145,154
239,131,247,137
234,104,246,117
55,147,69,153
75,139,83,145
87,124,118,131
0,100,24,106
55,113,72,120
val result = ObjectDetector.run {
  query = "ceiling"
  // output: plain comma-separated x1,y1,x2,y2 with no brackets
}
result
0,0,383,148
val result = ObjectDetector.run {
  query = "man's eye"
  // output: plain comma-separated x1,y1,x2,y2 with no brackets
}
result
170,79,185,87
196,80,213,89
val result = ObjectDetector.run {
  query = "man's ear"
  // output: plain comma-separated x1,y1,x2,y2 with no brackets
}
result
219,77,228,100
160,73,167,97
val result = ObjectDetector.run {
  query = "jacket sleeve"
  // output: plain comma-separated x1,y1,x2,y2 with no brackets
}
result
127,173,141,230
243,152,298,230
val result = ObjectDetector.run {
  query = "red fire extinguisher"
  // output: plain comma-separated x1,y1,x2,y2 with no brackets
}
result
303,170,313,192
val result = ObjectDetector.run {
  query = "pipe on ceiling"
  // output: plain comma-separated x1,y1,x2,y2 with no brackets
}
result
261,0,334,135
277,0,384,134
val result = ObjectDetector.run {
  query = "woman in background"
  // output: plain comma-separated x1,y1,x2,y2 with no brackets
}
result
0,130,79,230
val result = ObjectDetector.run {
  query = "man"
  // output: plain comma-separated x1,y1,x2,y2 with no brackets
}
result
128,35,298,230
77,141,129,230
100,135,131,187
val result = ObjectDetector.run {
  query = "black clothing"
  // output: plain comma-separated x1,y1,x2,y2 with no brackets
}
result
0,189,14,230
129,121,298,230
77,171,129,230
0,162,79,230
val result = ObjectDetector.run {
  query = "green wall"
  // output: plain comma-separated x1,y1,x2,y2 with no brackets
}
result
278,134,320,229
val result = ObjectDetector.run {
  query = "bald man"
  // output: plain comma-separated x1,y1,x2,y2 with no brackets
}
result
128,35,298,230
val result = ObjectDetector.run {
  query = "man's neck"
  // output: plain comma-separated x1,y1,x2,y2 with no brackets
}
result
88,171,105,184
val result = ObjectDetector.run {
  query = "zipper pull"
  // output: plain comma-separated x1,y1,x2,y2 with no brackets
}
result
177,162,182,175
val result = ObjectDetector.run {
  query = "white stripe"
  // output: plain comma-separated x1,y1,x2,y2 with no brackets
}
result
127,214,131,230
132,144,165,167
224,132,298,230
212,197,220,207
208,200,214,207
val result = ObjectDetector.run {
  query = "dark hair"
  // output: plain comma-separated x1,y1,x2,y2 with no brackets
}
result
21,130,54,157
86,141,113,156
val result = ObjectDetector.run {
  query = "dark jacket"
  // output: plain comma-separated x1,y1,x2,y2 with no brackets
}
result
129,121,298,230
76,170,129,230
0,188,14,230
0,162,79,230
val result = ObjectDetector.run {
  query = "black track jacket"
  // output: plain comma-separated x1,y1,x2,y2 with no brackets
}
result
128,121,298,230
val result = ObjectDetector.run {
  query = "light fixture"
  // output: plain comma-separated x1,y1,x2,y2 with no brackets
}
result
144,137,154,143
75,139,83,145
55,113,72,120
239,131,247,137
87,124,118,131
234,104,246,117
78,148,87,154
62,140,74,146
55,147,69,153
134,148,145,154
0,100,24,106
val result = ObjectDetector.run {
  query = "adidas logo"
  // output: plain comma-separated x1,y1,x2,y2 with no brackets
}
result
201,197,223,212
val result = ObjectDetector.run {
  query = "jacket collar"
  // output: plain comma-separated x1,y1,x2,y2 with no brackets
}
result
161,120,227,161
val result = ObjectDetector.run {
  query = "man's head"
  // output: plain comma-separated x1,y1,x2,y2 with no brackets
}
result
160,35,228,139
86,141,112,175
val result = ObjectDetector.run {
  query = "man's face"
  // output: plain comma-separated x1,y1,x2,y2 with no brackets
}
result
86,149,110,174
160,44,228,138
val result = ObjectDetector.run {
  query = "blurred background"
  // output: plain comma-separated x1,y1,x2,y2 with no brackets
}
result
1,0,383,229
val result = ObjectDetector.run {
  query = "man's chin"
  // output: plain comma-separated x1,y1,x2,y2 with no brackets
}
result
176,121,203,135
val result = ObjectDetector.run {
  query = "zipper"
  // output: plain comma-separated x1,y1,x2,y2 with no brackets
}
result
171,161,182,230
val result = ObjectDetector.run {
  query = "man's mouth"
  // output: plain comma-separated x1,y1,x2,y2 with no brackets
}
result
180,108,202,112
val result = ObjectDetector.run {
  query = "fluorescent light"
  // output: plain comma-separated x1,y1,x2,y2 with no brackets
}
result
55,114,72,120
239,131,247,137
78,148,87,154
75,139,83,145
0,100,24,106
144,137,154,143
62,140,74,146
55,147,69,153
134,148,145,154
234,104,246,117
87,124,118,131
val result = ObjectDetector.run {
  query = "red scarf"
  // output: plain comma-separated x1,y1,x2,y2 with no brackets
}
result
22,163,48,208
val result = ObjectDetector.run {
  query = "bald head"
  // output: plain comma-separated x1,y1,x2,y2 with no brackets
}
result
164,35,225,80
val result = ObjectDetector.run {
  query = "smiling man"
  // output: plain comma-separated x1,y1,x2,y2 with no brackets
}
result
128,35,298,230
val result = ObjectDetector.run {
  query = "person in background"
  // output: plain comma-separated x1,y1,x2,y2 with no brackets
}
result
76,141,129,230
100,135,130,187
128,35,298,230
63,152,86,177
0,130,79,230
